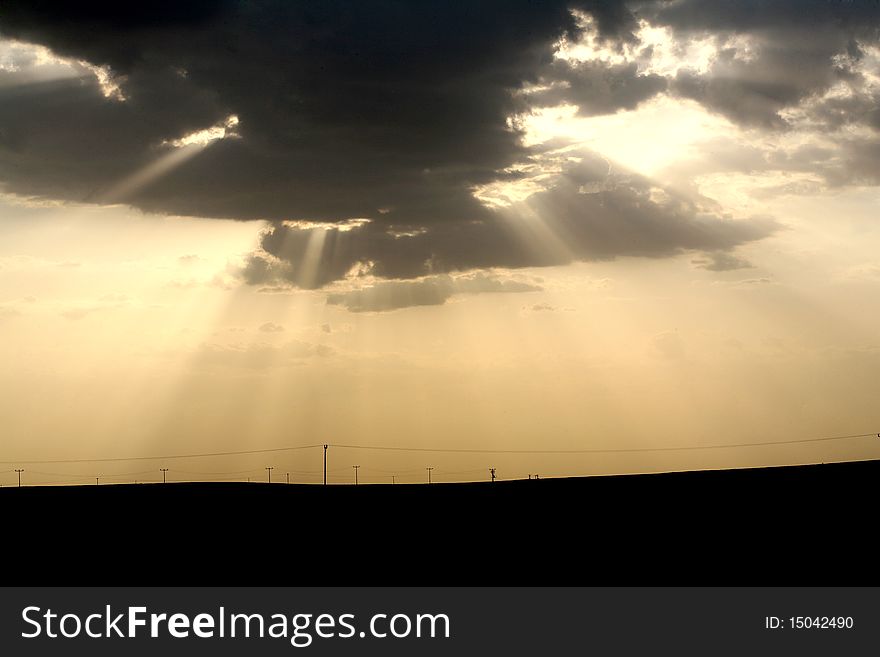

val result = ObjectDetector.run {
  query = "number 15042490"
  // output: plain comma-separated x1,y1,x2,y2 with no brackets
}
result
765,616,854,629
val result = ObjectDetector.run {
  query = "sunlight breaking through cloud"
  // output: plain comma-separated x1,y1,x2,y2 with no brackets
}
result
164,115,240,148
0,38,125,99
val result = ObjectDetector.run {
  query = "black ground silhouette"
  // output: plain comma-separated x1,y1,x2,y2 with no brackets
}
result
3,460,876,584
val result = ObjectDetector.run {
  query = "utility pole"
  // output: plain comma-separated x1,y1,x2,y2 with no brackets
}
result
95,477,99,486
14,469,24,487
266,466,274,484
352,465,360,485
286,472,290,485
426,467,434,484
323,444,328,486
160,468,169,483
392,475,395,485
490,468,496,483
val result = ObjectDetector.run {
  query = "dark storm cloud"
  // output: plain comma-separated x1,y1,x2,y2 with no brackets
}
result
643,0,880,33
0,0,810,293
0,0,599,223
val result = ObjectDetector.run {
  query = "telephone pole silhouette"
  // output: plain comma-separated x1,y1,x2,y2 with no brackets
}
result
323,444,328,486
490,468,496,483
352,465,360,485
159,468,169,483
266,466,274,483
392,475,396,485
14,469,24,487
426,467,434,484
286,472,290,485
95,477,100,486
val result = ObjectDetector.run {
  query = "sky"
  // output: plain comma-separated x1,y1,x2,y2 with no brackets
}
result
2,0,880,485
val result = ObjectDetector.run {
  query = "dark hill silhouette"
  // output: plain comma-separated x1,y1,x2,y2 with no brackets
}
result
3,460,876,584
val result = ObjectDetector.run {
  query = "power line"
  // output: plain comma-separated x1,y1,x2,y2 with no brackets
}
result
2,431,877,468
171,468,265,476
329,432,880,455
0,444,324,465
28,469,157,480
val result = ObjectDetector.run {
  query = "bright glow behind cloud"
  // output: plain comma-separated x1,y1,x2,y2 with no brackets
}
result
554,13,720,76
0,38,125,99
164,115,240,148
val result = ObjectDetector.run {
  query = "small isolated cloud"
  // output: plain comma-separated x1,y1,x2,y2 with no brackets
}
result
0,295,36,320
0,306,21,320
653,331,685,360
531,303,556,312
190,340,333,370
838,262,880,283
168,273,236,290
165,278,201,289
100,293,129,303
178,254,201,265
258,322,285,333
692,251,754,272
326,272,542,313
708,277,774,289
60,308,96,320
60,294,129,320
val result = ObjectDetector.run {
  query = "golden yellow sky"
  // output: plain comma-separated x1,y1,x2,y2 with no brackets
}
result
2,7,880,484
2,163,879,484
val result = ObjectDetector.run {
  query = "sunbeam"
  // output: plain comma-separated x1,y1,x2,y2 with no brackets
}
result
99,115,239,203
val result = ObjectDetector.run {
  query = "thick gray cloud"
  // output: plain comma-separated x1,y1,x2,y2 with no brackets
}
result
670,34,854,129
529,60,667,116
0,0,601,224
8,0,859,294
642,0,880,129
243,154,777,290
643,0,880,34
